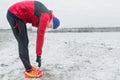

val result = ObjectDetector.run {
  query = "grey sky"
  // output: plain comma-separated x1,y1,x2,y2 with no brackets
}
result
1,0,120,29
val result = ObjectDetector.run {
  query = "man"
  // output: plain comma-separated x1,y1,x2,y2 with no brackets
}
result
6,0,60,78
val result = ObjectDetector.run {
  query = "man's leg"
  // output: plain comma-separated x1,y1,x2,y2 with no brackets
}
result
7,13,31,71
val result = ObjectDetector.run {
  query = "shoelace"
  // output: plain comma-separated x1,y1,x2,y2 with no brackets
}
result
32,67,40,73
29,70,39,77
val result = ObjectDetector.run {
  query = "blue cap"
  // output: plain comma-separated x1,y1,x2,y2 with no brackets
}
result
53,17,60,29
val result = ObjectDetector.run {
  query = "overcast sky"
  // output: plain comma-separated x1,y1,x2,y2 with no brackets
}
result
0,0,120,29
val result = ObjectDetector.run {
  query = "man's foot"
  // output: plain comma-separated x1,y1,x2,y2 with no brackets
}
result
24,67,43,78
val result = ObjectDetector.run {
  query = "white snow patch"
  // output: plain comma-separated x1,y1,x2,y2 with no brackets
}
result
1,30,120,80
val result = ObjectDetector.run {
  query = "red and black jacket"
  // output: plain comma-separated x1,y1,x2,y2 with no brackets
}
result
8,1,53,56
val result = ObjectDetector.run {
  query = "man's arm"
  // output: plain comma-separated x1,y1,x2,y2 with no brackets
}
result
36,13,50,67
36,13,50,56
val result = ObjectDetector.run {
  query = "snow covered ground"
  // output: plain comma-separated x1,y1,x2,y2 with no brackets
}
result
1,30,120,80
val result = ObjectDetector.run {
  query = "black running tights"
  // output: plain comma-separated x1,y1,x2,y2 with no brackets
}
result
7,11,31,71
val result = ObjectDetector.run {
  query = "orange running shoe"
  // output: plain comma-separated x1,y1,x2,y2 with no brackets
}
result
24,67,43,78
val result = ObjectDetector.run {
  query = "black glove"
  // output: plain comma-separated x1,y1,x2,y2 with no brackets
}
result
36,56,41,67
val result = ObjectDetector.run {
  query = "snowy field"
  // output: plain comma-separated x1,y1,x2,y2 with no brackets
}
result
1,30,120,80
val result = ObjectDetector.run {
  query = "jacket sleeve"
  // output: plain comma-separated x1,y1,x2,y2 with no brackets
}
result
36,13,50,56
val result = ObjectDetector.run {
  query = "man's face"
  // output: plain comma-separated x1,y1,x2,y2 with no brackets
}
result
47,19,53,28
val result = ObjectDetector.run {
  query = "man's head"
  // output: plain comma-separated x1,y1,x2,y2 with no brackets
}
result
47,17,60,29
52,17,60,29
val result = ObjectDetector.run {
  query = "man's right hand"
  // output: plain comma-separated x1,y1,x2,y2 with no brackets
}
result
36,56,41,67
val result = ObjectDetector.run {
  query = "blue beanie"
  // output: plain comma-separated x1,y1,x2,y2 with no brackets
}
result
53,17,60,29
